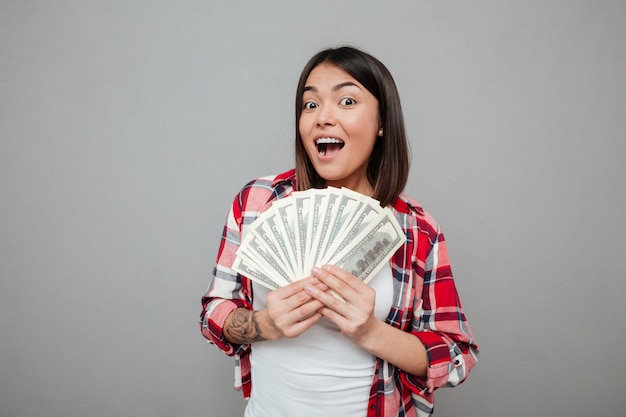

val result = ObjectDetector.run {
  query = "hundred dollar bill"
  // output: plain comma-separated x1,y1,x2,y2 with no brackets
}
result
238,232,294,284
271,197,301,278
292,191,312,278
319,188,363,262
320,196,384,265
233,187,406,290
328,208,405,284
231,255,284,290
305,189,327,256
304,189,339,274
250,209,296,279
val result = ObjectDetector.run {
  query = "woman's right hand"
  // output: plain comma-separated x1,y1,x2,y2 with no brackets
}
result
223,277,326,344
260,276,326,340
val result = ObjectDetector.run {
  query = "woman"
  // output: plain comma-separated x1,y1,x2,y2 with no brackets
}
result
200,46,478,417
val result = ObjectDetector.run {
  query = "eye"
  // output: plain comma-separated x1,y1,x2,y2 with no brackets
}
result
340,97,356,106
303,101,318,110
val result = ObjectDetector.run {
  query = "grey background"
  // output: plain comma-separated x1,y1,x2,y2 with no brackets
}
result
1,1,625,416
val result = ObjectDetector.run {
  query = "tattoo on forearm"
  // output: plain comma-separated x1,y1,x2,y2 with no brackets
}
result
225,309,265,344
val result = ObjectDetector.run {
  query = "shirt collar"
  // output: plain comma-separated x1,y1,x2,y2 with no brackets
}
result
393,194,425,216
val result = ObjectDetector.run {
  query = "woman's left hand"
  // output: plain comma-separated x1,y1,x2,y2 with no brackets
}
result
305,264,377,344
306,264,429,376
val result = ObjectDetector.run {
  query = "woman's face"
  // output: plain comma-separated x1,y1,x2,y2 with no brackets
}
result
299,63,380,195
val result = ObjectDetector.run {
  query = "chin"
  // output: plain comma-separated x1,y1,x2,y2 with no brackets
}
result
313,169,341,183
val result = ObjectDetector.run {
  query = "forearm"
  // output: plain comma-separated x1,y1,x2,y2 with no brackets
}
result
223,308,282,344
356,319,428,376
223,308,262,344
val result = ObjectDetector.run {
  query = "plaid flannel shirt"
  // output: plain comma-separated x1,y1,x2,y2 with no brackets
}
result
200,169,478,417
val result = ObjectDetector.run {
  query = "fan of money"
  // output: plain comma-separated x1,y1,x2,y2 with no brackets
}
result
232,187,406,290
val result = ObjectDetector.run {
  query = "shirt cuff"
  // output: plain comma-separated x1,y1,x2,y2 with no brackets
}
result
204,299,251,356
400,331,461,394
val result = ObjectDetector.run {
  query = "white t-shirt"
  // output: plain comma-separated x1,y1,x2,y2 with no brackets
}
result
245,263,394,417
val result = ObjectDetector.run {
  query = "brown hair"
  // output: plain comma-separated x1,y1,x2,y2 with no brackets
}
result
294,46,410,207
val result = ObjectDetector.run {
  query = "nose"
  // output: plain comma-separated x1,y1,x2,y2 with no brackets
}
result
316,104,336,127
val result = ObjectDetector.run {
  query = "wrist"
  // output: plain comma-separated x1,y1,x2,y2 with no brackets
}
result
255,309,282,341
353,319,385,351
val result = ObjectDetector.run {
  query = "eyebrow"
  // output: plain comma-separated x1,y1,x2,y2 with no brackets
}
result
303,81,362,93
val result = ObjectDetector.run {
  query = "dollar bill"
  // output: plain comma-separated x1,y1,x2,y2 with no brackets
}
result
328,208,405,284
305,190,339,274
319,188,363,262
320,195,384,265
271,197,301,278
232,187,406,288
251,209,296,278
238,232,294,284
231,256,284,290
302,189,329,274
293,191,312,278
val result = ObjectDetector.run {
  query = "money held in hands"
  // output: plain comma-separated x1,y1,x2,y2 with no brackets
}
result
232,187,406,290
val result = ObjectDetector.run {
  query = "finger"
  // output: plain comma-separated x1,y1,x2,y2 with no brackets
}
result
293,297,325,321
267,278,325,326
321,264,361,288
311,266,359,302
321,265,376,307
304,283,377,340
303,282,350,317
268,278,321,312
281,312,323,338
272,297,324,338
273,276,319,299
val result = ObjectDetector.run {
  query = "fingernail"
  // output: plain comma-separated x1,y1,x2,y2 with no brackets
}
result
304,284,316,294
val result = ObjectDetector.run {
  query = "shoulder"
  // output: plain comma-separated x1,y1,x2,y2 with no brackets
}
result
232,169,296,214
240,169,296,192
391,193,440,238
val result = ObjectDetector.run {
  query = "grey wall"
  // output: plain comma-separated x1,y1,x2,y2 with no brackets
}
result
1,1,625,416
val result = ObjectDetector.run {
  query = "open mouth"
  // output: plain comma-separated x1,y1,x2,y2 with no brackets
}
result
316,137,345,156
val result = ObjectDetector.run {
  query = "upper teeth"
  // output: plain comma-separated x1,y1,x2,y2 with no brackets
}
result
316,138,343,144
